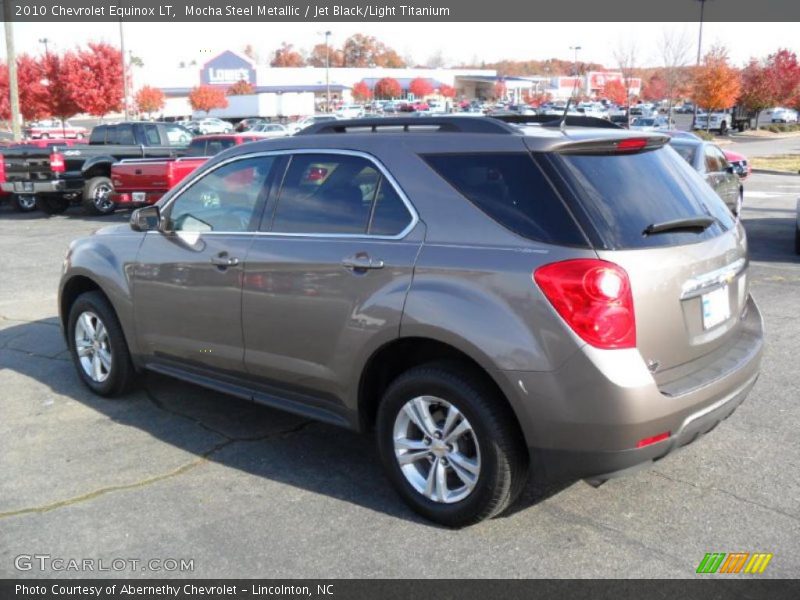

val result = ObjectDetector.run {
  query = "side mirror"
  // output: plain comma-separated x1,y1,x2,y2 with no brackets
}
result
130,205,161,232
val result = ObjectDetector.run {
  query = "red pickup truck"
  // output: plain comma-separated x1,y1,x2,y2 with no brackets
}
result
110,134,260,207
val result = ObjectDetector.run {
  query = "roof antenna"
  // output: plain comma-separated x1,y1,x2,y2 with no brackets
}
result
558,72,582,132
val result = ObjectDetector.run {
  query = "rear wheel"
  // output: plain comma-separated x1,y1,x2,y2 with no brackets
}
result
11,194,37,212
376,363,528,527
36,195,70,215
82,176,115,215
67,291,135,396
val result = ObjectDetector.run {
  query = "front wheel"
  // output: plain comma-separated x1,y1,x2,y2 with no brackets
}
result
376,363,528,527
67,291,136,396
11,194,37,212
82,176,115,215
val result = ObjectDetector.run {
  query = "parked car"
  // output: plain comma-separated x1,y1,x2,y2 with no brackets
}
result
723,149,751,180
335,104,365,119
235,118,267,132
192,118,234,135
629,116,673,131
59,116,762,527
286,114,339,134
247,123,290,138
669,137,743,214
110,134,260,208
0,121,192,215
24,119,89,140
767,107,799,124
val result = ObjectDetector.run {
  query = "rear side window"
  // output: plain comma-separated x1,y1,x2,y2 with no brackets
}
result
548,146,734,250
104,127,119,145
143,124,160,145
185,139,207,157
117,125,135,145
205,139,236,155
422,153,586,246
89,126,106,144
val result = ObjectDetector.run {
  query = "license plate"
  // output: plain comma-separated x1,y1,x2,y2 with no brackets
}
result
132,192,146,203
702,286,730,329
15,182,33,193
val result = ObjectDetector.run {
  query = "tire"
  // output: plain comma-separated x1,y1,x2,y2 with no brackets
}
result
82,176,115,215
36,195,70,215
11,194,37,212
795,228,800,255
67,291,136,396
719,121,728,136
376,363,528,527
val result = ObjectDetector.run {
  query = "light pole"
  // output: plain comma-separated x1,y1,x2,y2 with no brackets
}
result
4,8,21,141
38,37,49,57
692,0,709,128
324,30,331,113
569,45,582,100
119,20,129,121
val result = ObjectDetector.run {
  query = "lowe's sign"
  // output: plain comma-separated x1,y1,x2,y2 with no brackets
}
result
201,51,257,86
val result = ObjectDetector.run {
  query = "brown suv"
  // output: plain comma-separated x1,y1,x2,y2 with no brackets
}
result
59,117,763,526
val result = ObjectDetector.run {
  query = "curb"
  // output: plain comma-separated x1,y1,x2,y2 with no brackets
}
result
751,168,800,176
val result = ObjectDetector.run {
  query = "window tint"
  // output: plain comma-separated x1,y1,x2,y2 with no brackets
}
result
165,124,192,147
422,153,586,246
104,126,119,145
167,156,274,233
369,179,412,235
117,125,135,145
205,139,236,155
185,139,207,157
270,154,379,234
670,142,697,165
704,146,723,172
89,126,106,144
550,145,734,250
143,124,160,145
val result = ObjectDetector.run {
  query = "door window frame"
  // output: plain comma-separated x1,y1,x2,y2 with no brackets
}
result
158,149,419,240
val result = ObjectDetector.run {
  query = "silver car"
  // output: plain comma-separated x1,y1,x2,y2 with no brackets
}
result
59,117,763,526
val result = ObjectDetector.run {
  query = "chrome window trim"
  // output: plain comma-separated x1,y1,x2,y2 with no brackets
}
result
159,148,419,241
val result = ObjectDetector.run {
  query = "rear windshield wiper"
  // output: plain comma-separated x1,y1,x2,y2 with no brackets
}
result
642,216,715,236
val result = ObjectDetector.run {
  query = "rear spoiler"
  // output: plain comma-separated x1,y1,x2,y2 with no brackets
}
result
552,135,671,155
490,114,624,130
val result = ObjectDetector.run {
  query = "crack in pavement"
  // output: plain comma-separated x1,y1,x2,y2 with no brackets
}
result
650,470,799,523
0,345,70,361
0,386,313,520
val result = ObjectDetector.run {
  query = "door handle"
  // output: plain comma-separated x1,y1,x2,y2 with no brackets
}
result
210,253,240,267
342,255,384,271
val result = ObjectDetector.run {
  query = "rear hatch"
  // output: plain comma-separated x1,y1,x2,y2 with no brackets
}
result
112,159,177,193
532,135,748,378
2,147,53,185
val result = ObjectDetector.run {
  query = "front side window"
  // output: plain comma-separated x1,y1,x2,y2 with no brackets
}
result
143,124,160,146
167,156,275,233
117,125,135,145
269,153,409,235
165,124,192,147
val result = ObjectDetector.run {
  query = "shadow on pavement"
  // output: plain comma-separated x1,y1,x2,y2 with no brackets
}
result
0,318,573,526
742,216,799,264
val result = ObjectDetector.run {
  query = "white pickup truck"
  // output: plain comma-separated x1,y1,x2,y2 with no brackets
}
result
693,111,732,134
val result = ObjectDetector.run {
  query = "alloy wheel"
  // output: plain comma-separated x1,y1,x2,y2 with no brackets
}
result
74,311,112,383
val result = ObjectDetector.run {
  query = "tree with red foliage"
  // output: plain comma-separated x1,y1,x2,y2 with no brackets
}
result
0,63,9,121
188,85,229,114
270,42,305,67
739,59,779,130
70,42,124,117
135,86,165,118
693,45,741,130
16,54,50,121
643,73,667,102
373,77,401,99
40,51,83,125
767,49,800,106
409,77,433,99
603,79,628,105
352,81,372,102
227,79,255,95
438,84,455,98
493,80,507,100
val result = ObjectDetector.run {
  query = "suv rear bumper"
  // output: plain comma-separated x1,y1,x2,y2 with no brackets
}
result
494,295,763,481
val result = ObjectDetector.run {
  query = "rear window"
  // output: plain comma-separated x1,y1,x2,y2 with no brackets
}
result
422,153,587,246
547,145,734,249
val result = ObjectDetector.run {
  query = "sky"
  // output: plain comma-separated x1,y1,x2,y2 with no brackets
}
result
3,21,799,81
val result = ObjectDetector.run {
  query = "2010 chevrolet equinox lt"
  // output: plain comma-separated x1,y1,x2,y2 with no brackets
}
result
59,116,763,526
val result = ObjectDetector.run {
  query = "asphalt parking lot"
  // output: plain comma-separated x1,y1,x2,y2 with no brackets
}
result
1,170,798,579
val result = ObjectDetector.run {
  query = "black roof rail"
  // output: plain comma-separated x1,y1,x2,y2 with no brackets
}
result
490,114,624,129
295,116,518,136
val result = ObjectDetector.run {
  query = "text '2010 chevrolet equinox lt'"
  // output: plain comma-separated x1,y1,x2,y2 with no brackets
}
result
59,116,763,527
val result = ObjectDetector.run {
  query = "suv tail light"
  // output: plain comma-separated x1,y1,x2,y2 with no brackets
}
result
534,259,636,349
50,152,65,173
0,154,5,183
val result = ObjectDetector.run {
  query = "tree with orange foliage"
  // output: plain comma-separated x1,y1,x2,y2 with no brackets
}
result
693,45,741,131
270,42,305,67
188,85,229,114
409,78,433,99
227,79,255,95
374,77,401,99
603,79,628,105
135,86,165,117
352,81,372,102
438,84,455,98
307,43,344,68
